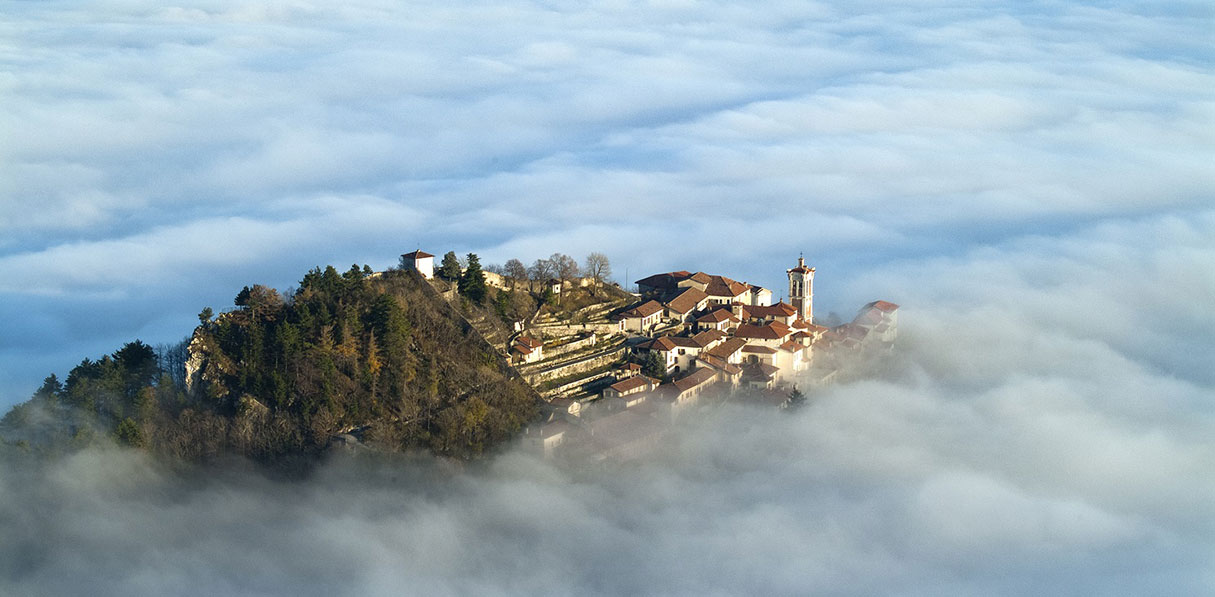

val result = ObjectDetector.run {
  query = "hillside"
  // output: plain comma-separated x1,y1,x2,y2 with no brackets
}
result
0,265,541,464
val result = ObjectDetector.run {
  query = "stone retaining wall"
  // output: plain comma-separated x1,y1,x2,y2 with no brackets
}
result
532,322,620,336
543,371,615,398
524,347,626,385
540,333,598,359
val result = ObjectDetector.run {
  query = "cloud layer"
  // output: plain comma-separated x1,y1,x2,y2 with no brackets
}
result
1,3,1212,592
2,212,1212,595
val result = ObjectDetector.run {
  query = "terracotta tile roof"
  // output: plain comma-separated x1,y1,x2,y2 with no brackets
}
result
855,309,884,326
734,321,793,340
778,340,804,353
608,375,656,394
620,300,664,318
515,335,543,348
665,287,709,314
511,344,533,355
670,368,717,392
636,271,692,291
742,362,780,380
400,250,434,259
696,308,737,323
644,336,679,351
697,354,741,375
741,302,797,319
705,276,749,298
742,344,777,354
691,329,727,347
703,337,747,360
867,300,900,312
690,272,713,284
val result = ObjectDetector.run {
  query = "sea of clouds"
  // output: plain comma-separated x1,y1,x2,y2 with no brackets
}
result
2,220,1212,593
0,0,1212,593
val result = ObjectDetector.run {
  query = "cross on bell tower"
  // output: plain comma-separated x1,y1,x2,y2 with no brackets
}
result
787,254,815,322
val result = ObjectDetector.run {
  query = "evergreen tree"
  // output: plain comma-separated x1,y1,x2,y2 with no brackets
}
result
494,288,512,322
642,351,667,380
458,253,488,304
114,417,144,447
786,385,806,409
439,251,462,280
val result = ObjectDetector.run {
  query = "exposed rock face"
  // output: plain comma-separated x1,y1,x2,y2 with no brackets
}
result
184,330,206,397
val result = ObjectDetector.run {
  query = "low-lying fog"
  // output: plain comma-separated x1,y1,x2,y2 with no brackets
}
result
3,212,1211,596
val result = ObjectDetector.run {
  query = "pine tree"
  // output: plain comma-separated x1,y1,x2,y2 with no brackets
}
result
458,253,488,304
642,351,667,380
439,251,462,280
786,385,806,409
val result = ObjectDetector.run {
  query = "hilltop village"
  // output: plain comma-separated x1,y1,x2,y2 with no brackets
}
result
400,251,899,461
2,248,896,465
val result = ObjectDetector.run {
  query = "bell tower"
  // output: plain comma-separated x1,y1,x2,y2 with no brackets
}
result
787,255,815,322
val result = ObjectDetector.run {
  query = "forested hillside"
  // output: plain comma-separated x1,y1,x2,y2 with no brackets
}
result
0,265,540,464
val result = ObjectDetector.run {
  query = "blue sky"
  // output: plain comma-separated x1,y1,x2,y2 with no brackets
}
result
0,1,1213,593
2,1,1209,404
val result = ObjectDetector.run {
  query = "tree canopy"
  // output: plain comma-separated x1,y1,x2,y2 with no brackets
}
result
439,251,462,280
458,253,487,304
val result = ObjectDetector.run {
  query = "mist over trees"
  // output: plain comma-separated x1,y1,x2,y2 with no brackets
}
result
1,264,538,463
1,249,621,465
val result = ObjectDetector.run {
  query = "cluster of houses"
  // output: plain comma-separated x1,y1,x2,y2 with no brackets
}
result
400,249,899,460
524,256,900,459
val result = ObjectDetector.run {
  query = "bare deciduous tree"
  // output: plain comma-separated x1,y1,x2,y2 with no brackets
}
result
504,259,527,290
550,253,579,286
528,258,555,291
584,252,611,286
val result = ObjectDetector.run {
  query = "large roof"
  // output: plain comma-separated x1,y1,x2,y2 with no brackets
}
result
635,271,687,291
704,275,749,298
608,375,657,394
742,362,780,380
703,337,747,360
691,329,727,347
778,340,805,353
741,302,797,319
866,300,900,312
619,300,664,319
643,336,701,352
734,321,793,340
515,335,543,348
696,308,738,324
665,287,709,314
698,353,742,375
670,368,717,392
742,344,777,354
637,270,751,299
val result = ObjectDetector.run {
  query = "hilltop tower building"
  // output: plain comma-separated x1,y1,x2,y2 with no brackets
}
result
400,250,434,279
787,255,815,322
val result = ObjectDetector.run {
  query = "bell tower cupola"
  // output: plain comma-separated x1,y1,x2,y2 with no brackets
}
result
787,254,815,322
